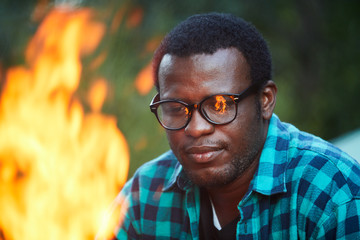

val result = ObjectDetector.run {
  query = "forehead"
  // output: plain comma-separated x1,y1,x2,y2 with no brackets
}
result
158,48,250,100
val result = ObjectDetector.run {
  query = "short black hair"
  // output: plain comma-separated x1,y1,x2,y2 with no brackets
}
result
153,12,272,91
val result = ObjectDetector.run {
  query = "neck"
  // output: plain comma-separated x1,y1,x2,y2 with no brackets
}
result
206,154,260,227
205,117,269,227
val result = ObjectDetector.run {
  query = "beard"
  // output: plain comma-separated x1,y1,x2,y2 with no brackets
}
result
182,138,262,188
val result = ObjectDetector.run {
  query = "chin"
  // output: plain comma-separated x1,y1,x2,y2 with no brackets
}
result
183,165,238,188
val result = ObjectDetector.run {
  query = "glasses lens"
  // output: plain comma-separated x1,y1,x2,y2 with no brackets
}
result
202,95,236,124
157,102,189,129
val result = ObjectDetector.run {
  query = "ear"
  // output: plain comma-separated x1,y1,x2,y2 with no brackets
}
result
260,80,277,120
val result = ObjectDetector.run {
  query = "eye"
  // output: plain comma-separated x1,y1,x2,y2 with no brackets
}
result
161,102,189,116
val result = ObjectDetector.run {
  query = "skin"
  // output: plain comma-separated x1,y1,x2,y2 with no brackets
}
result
158,47,277,227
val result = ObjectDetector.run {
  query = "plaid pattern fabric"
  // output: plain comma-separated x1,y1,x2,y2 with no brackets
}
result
111,114,360,239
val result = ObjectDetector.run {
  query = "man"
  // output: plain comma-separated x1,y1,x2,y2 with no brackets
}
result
106,13,360,239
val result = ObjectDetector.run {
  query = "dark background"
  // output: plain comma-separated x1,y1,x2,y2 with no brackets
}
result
1,0,359,177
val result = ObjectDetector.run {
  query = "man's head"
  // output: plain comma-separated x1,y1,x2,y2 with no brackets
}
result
151,13,277,189
153,12,272,92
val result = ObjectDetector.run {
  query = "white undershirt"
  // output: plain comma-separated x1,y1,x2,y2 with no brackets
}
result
209,198,222,230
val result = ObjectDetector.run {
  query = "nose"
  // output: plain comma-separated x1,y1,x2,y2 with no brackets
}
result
184,108,214,138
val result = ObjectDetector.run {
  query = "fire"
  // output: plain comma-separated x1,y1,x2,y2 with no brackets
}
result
0,7,129,240
126,7,144,29
134,62,153,95
134,36,163,96
215,95,228,114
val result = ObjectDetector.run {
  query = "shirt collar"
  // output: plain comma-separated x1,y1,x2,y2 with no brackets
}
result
250,114,289,195
163,158,194,191
163,114,289,195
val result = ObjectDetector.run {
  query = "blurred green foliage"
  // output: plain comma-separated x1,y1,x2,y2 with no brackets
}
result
1,0,359,178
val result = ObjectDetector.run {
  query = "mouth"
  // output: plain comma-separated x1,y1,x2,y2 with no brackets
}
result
185,146,225,164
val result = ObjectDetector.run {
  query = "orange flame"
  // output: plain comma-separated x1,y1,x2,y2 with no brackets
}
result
110,7,125,33
126,7,144,29
134,62,153,95
215,96,227,114
0,7,129,240
87,78,108,112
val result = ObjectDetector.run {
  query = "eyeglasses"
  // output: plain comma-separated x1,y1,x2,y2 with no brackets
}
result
149,83,260,130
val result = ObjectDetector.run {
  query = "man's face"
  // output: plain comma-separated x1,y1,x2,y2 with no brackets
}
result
158,48,267,188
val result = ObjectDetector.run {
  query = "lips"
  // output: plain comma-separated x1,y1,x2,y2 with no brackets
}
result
185,145,224,164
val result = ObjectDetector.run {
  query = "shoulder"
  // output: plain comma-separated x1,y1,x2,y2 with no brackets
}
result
273,118,360,237
266,115,360,198
273,118,360,215
121,150,180,196
134,150,178,178
108,151,182,238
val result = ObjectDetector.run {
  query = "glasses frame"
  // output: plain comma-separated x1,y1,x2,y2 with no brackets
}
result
149,82,260,131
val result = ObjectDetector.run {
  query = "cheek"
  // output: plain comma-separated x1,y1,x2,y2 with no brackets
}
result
166,131,182,150
227,113,261,146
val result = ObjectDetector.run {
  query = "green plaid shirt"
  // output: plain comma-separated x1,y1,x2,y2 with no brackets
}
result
112,114,360,239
